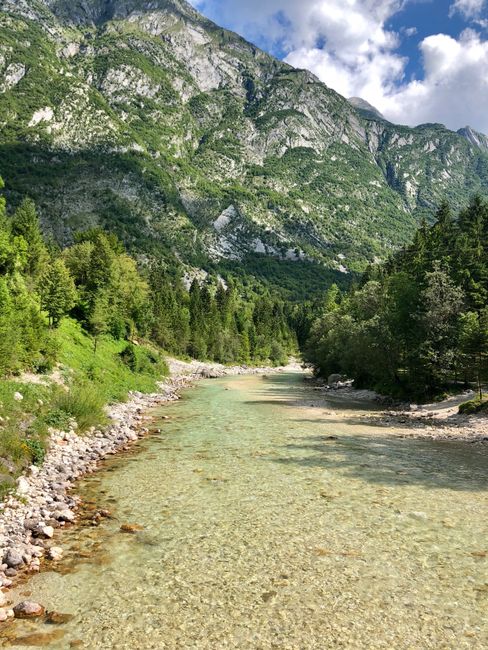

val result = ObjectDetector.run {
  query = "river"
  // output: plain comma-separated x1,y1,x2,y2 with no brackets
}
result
2,372,488,649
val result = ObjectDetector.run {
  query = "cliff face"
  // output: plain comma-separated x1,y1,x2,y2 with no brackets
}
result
1,0,487,276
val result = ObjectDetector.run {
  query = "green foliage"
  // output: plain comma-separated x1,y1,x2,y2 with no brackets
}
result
50,381,106,432
304,197,488,400
54,319,168,403
119,342,167,377
40,259,77,327
459,396,488,414
24,437,45,466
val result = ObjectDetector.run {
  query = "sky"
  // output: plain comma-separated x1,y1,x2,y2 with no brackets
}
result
189,0,488,133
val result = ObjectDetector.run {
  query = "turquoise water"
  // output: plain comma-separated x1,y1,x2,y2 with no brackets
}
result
2,373,488,648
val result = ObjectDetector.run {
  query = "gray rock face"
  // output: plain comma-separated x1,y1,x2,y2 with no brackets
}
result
457,126,488,152
348,97,386,121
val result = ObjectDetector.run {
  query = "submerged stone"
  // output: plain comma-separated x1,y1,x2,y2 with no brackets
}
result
13,600,45,618
120,524,144,534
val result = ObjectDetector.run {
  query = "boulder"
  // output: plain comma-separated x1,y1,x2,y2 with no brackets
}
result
13,601,45,618
55,509,75,523
16,476,30,495
327,374,343,385
4,549,23,568
47,547,63,561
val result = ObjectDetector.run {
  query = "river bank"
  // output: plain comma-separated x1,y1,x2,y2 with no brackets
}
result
2,371,487,649
0,360,290,618
310,383,488,443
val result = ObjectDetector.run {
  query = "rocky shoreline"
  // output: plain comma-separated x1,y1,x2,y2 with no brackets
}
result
311,382,488,443
0,360,285,620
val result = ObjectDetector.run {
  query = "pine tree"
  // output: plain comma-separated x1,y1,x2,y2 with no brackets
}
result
40,259,77,327
11,198,48,279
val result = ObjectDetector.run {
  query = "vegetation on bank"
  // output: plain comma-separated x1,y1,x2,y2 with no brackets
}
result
304,197,488,401
0,176,299,487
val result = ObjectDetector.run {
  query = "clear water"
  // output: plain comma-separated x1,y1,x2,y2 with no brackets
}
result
2,373,488,649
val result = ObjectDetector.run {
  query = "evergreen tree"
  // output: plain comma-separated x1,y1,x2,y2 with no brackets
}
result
11,198,48,279
40,259,77,327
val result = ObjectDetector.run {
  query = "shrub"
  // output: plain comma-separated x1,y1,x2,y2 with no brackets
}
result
119,342,168,376
52,381,106,432
459,396,488,415
24,437,45,465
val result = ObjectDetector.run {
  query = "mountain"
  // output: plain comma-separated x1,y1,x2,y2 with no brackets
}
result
457,126,488,153
1,0,488,286
348,97,386,122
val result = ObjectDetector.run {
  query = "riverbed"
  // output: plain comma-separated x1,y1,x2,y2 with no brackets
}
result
2,373,488,648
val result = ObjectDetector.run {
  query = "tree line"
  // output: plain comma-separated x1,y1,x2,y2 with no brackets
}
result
304,197,488,400
0,179,297,377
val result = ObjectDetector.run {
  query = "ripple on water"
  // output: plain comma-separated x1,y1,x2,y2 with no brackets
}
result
2,373,488,649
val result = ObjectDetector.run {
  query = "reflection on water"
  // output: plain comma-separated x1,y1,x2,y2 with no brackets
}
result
2,373,488,649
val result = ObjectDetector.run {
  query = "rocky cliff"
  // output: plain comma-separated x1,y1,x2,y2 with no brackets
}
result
0,0,487,280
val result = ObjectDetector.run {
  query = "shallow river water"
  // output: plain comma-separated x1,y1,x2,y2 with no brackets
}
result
2,373,488,649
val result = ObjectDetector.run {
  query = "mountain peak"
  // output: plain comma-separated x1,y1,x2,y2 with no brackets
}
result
348,97,386,122
457,125,488,151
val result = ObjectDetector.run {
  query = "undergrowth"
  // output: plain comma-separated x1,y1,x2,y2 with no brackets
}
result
0,319,169,497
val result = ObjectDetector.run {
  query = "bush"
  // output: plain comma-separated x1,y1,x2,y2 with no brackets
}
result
119,342,168,376
52,381,106,432
24,437,45,465
459,396,488,414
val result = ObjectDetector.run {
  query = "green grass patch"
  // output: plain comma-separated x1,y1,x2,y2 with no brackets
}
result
0,319,169,492
54,319,168,403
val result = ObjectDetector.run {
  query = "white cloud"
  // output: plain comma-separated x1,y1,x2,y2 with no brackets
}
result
380,29,488,131
450,0,486,19
190,0,488,133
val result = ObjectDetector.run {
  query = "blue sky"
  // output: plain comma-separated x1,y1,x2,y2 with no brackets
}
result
190,0,488,132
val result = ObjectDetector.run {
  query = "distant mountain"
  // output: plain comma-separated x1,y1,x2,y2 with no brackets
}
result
1,0,488,284
348,97,386,121
457,126,488,152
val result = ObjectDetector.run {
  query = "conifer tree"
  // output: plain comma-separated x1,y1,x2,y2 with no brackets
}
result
11,198,48,279
40,259,77,327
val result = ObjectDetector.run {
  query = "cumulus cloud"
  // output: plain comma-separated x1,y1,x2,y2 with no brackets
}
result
381,30,488,131
190,0,488,133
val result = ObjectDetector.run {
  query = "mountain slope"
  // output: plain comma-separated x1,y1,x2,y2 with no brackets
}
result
1,0,487,281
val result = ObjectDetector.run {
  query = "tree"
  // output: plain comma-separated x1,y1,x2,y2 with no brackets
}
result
40,259,77,327
11,198,48,279
459,310,488,399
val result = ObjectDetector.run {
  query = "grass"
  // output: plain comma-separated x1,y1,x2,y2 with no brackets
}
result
54,319,168,403
0,318,169,496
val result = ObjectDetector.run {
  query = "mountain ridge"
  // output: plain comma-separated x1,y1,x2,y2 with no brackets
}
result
0,0,487,284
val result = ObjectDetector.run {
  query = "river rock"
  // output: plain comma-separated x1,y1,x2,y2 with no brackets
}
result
13,601,45,618
55,509,75,523
47,547,63,561
120,523,144,534
45,610,73,624
32,524,54,539
328,374,343,385
0,591,7,606
4,549,23,568
16,476,30,495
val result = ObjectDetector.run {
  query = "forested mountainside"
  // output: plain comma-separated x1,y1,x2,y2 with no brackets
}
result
1,0,488,286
